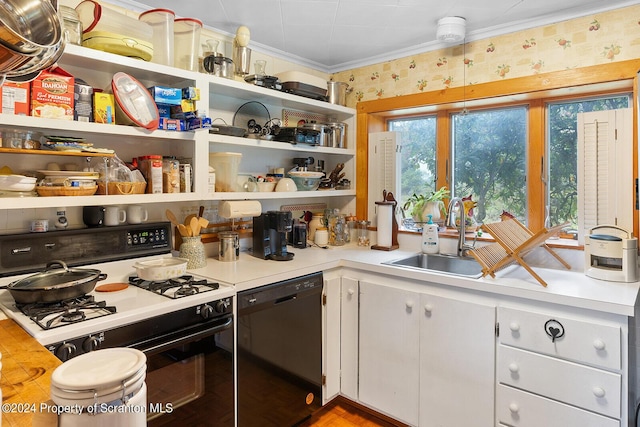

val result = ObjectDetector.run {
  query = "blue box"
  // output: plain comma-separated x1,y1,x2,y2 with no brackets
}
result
156,104,171,118
186,116,212,130
147,86,182,105
158,117,186,131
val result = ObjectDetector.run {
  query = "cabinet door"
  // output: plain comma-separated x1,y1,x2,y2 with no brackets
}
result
359,280,420,425
419,294,496,427
340,276,359,400
323,274,341,403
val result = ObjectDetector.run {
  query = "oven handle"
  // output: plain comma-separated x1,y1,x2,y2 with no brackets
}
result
134,317,232,355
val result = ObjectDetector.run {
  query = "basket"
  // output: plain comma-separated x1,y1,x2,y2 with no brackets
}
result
36,186,98,197
97,181,146,195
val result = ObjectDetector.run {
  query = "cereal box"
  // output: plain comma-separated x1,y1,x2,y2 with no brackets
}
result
0,82,30,115
31,67,74,120
93,92,115,124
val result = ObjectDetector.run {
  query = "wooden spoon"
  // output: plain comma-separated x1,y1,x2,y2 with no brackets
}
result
198,216,209,231
165,209,179,227
190,216,200,236
184,213,197,226
178,223,190,237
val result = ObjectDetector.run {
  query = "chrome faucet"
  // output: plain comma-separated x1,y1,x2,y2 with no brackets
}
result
445,197,476,257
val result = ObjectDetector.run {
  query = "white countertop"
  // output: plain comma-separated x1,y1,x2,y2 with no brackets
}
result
189,244,640,317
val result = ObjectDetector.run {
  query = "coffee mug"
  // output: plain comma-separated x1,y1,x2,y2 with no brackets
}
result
83,206,105,227
105,206,127,226
127,205,148,224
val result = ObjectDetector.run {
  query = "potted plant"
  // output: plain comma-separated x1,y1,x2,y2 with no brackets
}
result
402,186,450,223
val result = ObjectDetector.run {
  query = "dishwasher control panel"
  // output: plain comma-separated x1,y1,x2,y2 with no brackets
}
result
237,272,323,310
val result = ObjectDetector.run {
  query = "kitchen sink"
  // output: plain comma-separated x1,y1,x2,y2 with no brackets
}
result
383,253,483,278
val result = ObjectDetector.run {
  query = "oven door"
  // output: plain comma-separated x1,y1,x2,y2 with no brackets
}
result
134,315,234,426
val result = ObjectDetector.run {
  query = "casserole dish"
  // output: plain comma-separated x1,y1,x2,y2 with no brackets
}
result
133,257,188,281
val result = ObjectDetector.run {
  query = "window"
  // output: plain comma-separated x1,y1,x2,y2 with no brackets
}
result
383,92,632,234
451,107,528,225
546,95,630,229
388,116,437,208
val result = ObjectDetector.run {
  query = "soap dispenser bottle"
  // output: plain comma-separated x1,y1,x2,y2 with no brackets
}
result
422,214,440,254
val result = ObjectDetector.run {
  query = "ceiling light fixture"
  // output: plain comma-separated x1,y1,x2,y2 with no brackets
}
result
436,16,466,43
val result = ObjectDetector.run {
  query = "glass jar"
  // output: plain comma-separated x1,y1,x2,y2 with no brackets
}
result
328,212,346,246
179,236,207,268
357,220,371,246
59,6,82,46
162,157,180,193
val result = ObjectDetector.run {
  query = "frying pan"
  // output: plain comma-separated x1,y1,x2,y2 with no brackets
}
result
0,260,106,304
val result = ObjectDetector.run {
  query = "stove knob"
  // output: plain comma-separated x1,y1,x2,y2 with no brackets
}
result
215,299,230,313
83,336,102,352
56,342,77,361
200,304,215,319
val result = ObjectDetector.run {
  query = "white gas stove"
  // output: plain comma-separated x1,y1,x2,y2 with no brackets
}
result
0,224,234,360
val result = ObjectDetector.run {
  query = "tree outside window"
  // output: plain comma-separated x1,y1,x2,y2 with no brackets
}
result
452,107,527,225
388,116,437,208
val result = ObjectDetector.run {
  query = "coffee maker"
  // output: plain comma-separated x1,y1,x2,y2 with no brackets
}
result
252,211,294,261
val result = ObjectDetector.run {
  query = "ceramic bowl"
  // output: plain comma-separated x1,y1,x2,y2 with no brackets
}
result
256,181,276,192
275,177,297,192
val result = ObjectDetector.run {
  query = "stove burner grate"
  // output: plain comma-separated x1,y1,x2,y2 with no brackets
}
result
17,295,116,330
128,275,219,299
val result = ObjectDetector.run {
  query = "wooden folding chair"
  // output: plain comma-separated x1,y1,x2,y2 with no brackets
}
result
469,218,571,287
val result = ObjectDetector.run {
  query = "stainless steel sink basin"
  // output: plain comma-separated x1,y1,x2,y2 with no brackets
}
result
383,253,483,278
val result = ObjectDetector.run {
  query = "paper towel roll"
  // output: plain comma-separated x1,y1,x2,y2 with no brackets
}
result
219,200,262,219
377,204,392,247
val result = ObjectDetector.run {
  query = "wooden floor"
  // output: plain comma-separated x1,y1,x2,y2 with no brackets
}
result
300,397,406,427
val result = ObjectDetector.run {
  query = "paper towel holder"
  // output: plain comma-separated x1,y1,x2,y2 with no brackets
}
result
372,191,399,251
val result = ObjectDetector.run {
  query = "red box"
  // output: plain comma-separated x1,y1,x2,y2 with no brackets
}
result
0,82,30,116
31,67,74,120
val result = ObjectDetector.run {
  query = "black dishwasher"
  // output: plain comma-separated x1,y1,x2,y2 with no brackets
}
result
237,272,323,426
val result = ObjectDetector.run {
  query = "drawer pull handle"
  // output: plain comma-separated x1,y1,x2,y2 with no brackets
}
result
508,362,519,373
509,322,520,332
424,304,433,313
406,301,414,309
593,339,605,350
347,288,355,296
508,403,519,413
593,387,606,398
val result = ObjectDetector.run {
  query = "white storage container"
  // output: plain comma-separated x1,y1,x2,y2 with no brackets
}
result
139,8,174,66
76,0,154,61
173,18,202,71
50,348,147,427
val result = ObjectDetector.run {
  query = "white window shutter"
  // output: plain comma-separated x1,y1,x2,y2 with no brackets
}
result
368,131,400,227
577,108,633,244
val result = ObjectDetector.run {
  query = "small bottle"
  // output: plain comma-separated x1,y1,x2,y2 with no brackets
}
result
422,214,440,254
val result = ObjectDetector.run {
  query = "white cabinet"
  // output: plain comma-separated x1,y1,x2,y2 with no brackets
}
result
496,306,626,426
322,271,341,403
354,277,496,427
358,280,420,426
0,44,356,210
340,276,359,401
419,294,495,427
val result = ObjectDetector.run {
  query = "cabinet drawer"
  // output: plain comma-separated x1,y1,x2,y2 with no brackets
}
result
497,345,621,418
497,385,619,427
498,306,620,370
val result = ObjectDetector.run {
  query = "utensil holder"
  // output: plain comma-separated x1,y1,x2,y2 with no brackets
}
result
179,236,207,268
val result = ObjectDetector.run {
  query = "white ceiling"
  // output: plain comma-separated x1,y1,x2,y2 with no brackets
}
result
123,0,636,73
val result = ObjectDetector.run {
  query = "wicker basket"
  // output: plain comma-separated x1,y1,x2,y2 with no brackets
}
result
36,185,98,197
97,181,146,195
